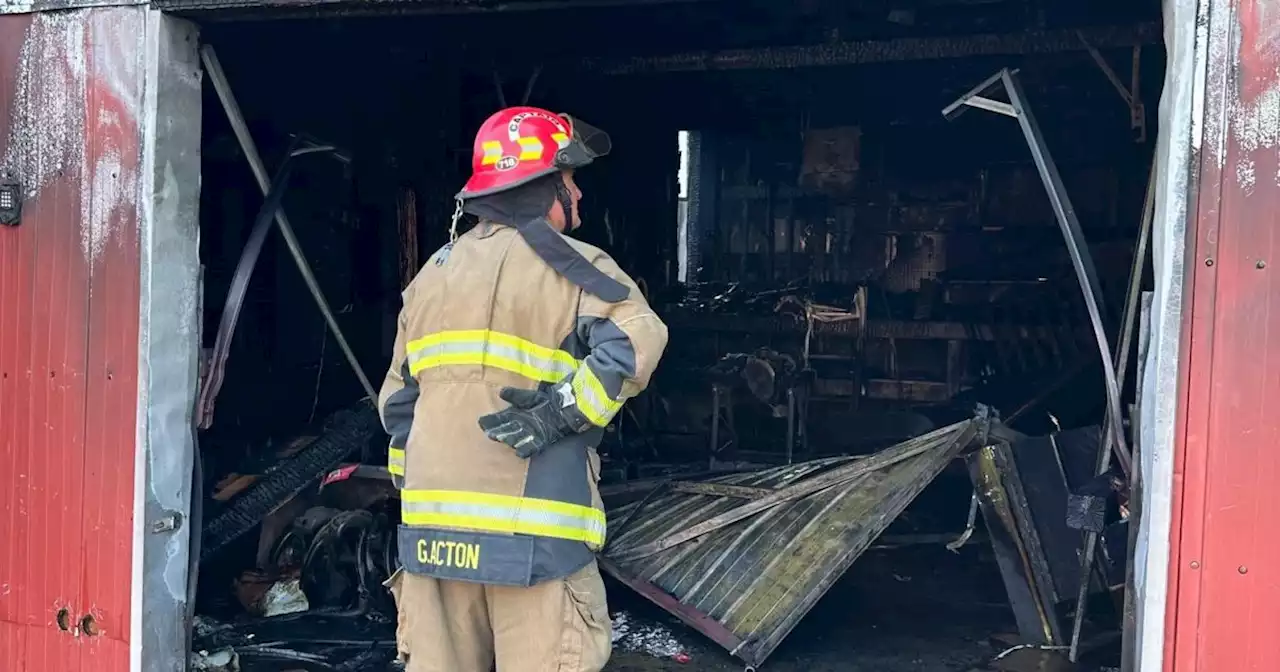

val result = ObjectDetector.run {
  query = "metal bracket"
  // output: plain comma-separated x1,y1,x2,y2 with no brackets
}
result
1078,34,1146,143
0,180,21,226
200,45,378,422
151,511,185,534
942,68,1131,481
944,68,1142,663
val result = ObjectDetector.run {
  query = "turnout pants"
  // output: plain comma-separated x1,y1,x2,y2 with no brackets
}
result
386,561,612,672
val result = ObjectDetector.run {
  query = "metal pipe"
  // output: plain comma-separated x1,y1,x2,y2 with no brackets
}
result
943,74,1148,658
1067,162,1157,661
710,385,721,468
200,45,378,402
197,143,301,429
944,69,1130,476
999,69,1132,479
785,388,796,465
1119,292,1154,672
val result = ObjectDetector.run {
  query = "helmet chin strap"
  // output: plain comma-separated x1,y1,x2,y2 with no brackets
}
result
554,179,575,231
449,199,464,242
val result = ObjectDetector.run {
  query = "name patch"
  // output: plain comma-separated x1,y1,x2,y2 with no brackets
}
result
398,526,536,586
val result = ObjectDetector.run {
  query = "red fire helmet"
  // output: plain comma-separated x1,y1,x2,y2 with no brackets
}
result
457,106,612,200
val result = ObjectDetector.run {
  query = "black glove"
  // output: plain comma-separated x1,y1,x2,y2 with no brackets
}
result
478,387,580,458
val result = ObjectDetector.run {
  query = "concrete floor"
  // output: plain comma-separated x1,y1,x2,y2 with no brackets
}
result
214,535,1104,672
602,544,1015,672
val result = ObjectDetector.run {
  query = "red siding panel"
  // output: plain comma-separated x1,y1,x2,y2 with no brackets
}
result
1168,1,1280,671
79,11,145,660
0,13,38,666
0,9,146,671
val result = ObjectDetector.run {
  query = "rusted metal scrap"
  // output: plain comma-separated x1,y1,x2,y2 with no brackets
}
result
965,425,1124,648
600,408,990,668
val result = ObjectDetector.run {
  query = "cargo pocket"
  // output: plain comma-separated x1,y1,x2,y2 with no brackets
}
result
382,568,410,662
559,563,613,672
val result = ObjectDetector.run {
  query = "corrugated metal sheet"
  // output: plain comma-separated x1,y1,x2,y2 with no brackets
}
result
1167,1,1280,671
0,9,146,670
601,415,982,668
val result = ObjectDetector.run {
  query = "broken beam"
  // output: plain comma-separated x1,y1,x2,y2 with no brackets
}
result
579,22,1161,75
670,481,774,499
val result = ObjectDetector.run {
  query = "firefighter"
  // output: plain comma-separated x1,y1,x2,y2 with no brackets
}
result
377,106,669,672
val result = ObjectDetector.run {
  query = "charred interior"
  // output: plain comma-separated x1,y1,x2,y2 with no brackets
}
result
181,0,1164,669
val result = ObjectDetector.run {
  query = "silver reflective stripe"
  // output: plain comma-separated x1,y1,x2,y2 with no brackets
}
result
571,364,624,427
400,490,606,546
402,500,605,541
388,446,406,476
405,330,578,383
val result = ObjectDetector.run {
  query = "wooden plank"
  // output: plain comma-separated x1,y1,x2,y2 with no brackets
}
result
669,481,773,499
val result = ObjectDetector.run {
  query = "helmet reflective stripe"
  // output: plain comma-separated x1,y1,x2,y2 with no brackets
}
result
480,141,503,166
458,106,608,201
517,136,544,161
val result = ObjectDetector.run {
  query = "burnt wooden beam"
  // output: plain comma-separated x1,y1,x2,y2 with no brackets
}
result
670,480,775,499
160,0,711,18
664,314,1087,342
580,22,1162,75
865,378,952,402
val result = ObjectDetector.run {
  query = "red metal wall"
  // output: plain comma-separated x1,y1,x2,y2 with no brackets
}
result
1167,1,1280,670
0,8,146,671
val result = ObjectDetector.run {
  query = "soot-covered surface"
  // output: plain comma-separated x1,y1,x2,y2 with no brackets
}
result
605,544,1013,671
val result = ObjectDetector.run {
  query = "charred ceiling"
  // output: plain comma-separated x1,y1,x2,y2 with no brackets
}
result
178,0,1162,60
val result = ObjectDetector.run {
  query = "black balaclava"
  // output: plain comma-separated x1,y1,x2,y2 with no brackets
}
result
462,174,628,303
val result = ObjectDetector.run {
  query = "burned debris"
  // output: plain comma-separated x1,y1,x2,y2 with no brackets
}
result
601,411,990,669
183,1,1159,670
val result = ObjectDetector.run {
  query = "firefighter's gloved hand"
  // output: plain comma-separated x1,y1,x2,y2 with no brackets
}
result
478,386,577,458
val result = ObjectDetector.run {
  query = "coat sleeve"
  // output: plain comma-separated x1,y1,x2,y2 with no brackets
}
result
559,253,669,429
378,288,421,484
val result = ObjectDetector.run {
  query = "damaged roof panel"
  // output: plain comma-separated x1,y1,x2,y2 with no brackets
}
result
602,415,984,668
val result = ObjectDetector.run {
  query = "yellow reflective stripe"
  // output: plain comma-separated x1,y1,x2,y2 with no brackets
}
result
413,352,567,383
410,330,576,365
571,364,623,427
405,329,578,383
388,446,406,477
481,141,503,165
401,489,606,545
550,132,570,148
402,513,601,544
405,488,601,517
517,136,543,160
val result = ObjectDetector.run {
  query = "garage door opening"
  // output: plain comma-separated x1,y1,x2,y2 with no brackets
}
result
178,1,1165,669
